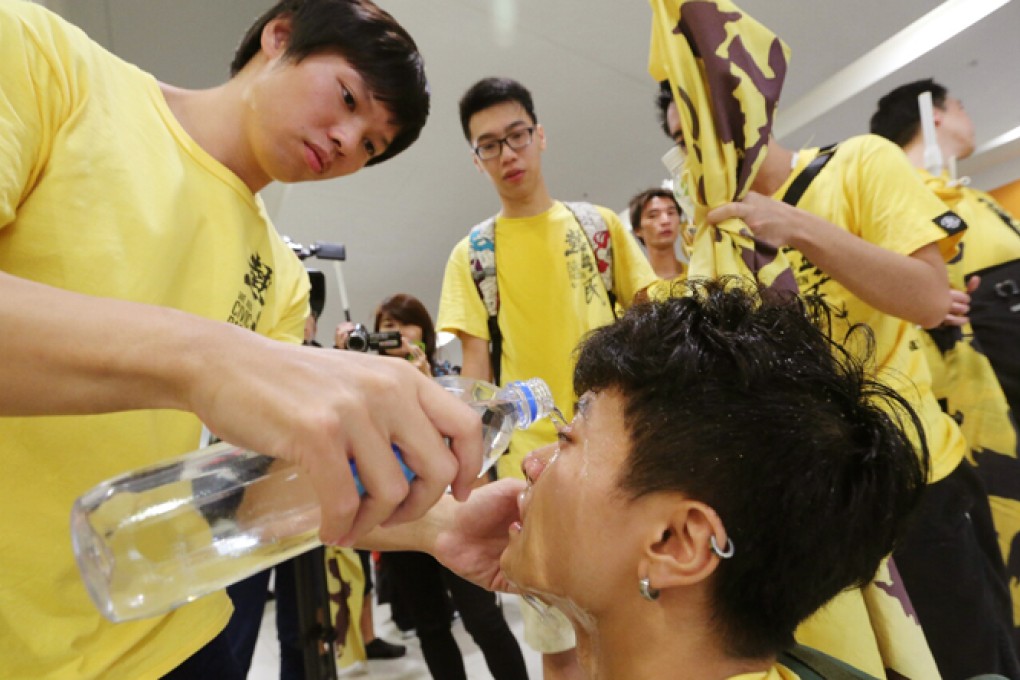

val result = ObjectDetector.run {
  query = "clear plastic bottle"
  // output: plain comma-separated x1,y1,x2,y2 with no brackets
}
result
71,376,554,622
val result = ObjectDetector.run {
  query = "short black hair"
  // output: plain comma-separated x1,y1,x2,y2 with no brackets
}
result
870,78,947,148
656,80,675,140
458,77,538,142
231,0,429,166
628,187,681,243
573,279,929,659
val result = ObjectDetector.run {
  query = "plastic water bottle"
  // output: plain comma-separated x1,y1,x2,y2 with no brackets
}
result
71,376,554,623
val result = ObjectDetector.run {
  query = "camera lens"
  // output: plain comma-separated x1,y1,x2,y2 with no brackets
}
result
345,325,370,352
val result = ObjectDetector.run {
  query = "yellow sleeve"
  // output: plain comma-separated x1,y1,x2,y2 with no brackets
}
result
601,207,658,308
270,259,311,345
851,136,965,262
437,236,490,340
0,3,71,230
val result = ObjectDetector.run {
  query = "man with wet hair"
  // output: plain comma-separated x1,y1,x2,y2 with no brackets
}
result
0,1,481,678
365,279,931,678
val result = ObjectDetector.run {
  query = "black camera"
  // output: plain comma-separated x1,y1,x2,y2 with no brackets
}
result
344,323,402,352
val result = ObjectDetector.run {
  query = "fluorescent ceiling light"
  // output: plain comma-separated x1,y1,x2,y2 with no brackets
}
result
974,124,1020,155
774,0,1011,139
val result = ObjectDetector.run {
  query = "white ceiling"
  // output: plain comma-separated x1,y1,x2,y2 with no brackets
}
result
41,0,1020,340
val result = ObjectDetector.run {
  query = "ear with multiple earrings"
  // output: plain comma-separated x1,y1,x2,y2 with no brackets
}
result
638,534,735,602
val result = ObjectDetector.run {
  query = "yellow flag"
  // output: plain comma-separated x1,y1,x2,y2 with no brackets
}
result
324,547,367,669
648,0,796,292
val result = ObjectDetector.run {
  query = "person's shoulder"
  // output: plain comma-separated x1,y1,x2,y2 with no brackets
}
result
447,232,474,261
837,133,909,163
0,0,51,26
566,201,623,227
1,0,86,52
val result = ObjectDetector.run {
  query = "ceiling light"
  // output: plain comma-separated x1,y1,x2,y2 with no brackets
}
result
774,0,1011,139
974,124,1020,156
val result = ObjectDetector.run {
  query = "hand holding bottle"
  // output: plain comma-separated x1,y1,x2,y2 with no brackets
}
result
183,330,482,546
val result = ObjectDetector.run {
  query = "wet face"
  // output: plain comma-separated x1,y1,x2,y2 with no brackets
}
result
377,313,423,357
636,196,681,250
242,21,399,187
468,101,546,201
938,96,976,159
502,389,648,615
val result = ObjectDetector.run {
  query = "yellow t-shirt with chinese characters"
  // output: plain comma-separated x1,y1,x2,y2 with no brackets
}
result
437,201,656,477
775,136,967,483
0,2,308,678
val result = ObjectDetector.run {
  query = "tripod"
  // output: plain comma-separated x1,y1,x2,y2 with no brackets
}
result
286,238,357,680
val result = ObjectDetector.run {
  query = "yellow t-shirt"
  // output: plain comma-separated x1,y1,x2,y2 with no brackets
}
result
0,2,308,678
917,174,1019,463
952,186,1020,275
437,201,656,477
775,136,967,483
916,171,1020,628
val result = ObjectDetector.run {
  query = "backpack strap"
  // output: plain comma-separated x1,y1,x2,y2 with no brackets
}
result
782,144,838,207
777,644,880,680
563,201,617,312
468,217,503,384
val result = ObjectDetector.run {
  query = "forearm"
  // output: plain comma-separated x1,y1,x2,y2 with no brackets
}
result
787,213,950,328
0,270,235,415
355,494,452,554
458,333,492,382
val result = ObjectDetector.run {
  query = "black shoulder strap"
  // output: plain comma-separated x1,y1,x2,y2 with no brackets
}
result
488,315,503,385
782,144,838,207
778,644,880,680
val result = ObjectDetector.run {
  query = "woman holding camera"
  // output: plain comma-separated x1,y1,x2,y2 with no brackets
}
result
337,293,529,680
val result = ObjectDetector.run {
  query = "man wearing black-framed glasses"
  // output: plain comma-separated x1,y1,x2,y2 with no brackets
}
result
435,76,656,680
472,125,536,162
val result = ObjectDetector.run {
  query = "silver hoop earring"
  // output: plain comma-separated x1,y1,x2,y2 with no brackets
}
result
710,535,735,559
638,577,660,601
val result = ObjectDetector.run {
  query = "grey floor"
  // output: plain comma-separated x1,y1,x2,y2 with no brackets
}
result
249,591,543,679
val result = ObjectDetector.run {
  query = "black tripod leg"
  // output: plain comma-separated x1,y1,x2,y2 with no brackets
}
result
293,547,339,680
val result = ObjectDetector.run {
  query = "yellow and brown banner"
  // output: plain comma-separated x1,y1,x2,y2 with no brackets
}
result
648,0,796,292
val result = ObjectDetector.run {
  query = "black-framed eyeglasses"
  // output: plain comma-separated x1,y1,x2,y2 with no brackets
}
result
473,127,535,161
